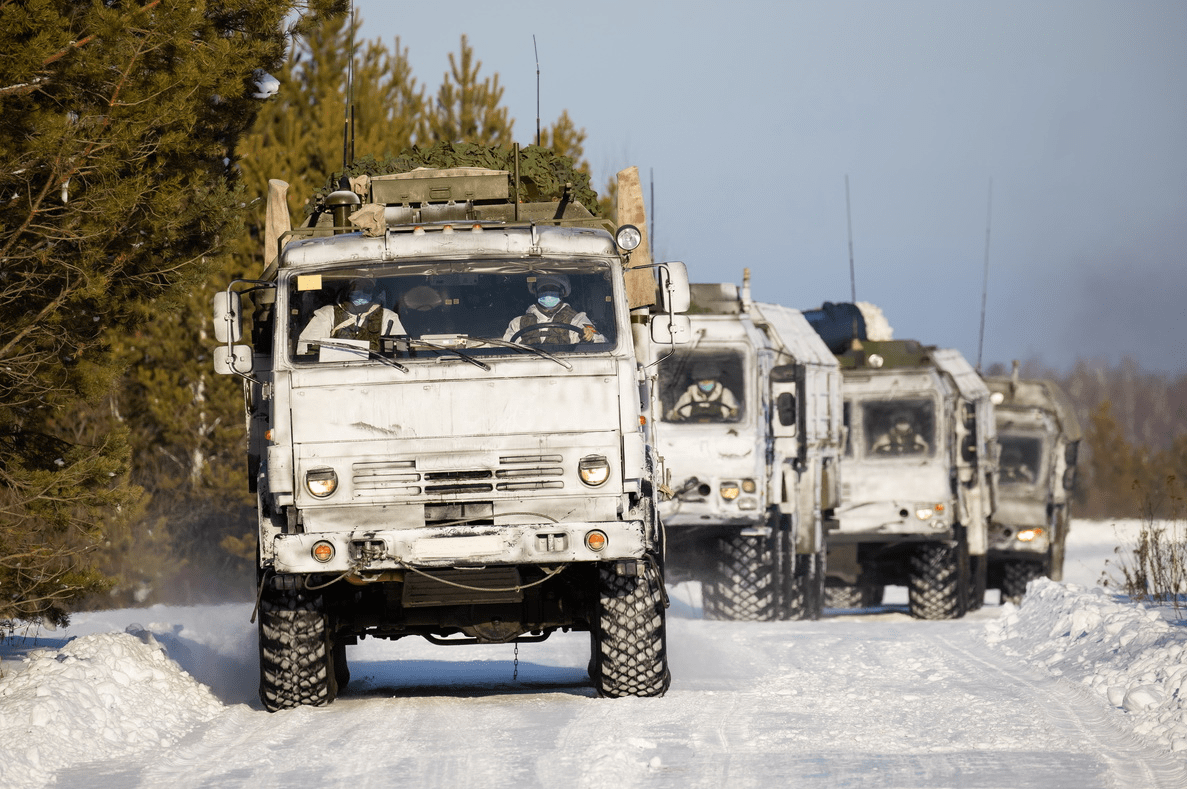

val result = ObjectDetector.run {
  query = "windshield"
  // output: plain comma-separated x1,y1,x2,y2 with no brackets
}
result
286,260,618,363
658,348,746,423
861,398,936,458
999,434,1044,486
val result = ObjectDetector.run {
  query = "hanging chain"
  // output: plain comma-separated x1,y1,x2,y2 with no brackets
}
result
513,640,519,681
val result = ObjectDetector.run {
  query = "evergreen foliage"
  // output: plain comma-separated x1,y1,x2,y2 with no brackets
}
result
0,0,347,624
81,13,602,610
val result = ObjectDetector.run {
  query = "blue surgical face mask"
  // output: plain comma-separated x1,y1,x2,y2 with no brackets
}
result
537,292,561,310
698,381,716,394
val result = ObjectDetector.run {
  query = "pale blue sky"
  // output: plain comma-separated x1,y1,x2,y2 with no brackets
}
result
353,0,1187,373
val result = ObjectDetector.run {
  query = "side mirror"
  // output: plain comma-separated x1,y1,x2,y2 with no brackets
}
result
1063,467,1077,491
657,261,690,314
213,291,242,343
777,392,797,427
961,434,977,464
650,314,691,344
214,345,254,375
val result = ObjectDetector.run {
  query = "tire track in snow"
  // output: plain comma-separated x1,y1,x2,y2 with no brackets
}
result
939,633,1187,789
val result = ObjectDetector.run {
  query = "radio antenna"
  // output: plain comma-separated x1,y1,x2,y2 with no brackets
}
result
650,168,656,256
533,35,541,147
342,0,356,169
845,174,857,302
976,178,994,372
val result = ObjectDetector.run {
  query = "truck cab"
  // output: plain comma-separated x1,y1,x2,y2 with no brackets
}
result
657,274,843,620
803,303,997,619
984,367,1080,602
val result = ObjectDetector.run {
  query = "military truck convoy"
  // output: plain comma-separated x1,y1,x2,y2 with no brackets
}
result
984,364,1081,603
213,154,690,710
211,143,1081,709
656,271,843,622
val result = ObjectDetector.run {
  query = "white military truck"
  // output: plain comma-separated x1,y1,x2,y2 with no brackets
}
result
656,272,844,621
802,302,997,619
213,158,690,709
984,365,1081,603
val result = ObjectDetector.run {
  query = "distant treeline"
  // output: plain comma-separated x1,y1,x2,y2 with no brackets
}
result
984,359,1187,520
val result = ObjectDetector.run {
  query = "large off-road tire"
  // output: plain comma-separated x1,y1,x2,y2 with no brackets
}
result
258,587,339,711
592,561,671,698
701,534,779,621
908,542,968,620
783,551,825,620
824,581,884,609
1001,559,1046,605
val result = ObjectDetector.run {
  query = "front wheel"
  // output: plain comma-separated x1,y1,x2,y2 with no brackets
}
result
783,551,825,620
1001,559,1046,605
257,586,338,712
701,534,779,621
908,541,969,620
591,560,671,698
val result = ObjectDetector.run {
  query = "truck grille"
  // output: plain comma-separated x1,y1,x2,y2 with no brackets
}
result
351,454,565,500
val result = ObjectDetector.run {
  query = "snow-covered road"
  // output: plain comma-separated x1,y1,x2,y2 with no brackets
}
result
4,519,1187,788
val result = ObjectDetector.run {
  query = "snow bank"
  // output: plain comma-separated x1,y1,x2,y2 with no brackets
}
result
0,626,224,789
985,578,1187,752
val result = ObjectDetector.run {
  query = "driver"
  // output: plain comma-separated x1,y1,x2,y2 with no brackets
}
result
298,276,404,354
503,273,605,346
667,363,740,421
871,410,929,455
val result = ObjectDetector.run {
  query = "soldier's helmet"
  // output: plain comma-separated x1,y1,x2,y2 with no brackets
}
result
529,273,571,298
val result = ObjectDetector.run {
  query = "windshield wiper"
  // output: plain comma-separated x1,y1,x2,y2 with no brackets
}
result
316,340,408,372
404,338,490,371
458,336,573,370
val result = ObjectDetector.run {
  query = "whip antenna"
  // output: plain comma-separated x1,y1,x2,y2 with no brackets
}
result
342,0,356,168
650,168,656,255
976,178,994,372
533,35,541,146
846,174,857,302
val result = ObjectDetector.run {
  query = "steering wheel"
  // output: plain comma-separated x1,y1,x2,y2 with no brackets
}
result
509,322,586,344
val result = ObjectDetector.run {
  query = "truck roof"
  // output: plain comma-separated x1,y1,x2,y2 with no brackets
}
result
984,376,1082,441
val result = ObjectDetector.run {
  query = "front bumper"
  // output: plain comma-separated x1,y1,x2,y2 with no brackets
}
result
270,518,646,574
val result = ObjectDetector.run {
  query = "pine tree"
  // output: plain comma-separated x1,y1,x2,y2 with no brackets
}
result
0,0,347,624
427,35,514,146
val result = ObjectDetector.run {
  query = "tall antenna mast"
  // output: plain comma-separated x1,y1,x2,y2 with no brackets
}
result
845,174,857,302
976,178,994,372
533,35,541,147
342,0,356,169
650,168,655,256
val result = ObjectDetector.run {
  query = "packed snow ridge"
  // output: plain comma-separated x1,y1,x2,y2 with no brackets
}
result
985,578,1187,752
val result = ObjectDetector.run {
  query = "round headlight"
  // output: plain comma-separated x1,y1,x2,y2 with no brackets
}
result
741,479,757,494
306,467,338,498
616,224,642,252
578,456,611,487
1017,528,1043,542
916,508,934,521
720,483,740,501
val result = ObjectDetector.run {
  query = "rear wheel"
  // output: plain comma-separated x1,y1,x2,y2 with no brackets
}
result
257,585,338,712
825,581,883,609
967,553,987,612
701,534,779,621
1001,559,1046,604
908,541,968,620
784,551,825,620
592,560,670,698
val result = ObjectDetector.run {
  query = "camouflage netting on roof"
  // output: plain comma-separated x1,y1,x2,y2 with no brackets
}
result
315,142,600,216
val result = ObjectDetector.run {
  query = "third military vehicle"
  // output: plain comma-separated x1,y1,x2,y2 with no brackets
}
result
657,272,844,621
803,302,997,619
984,364,1081,603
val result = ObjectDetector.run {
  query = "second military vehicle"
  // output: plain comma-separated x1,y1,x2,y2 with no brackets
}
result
213,151,690,709
984,364,1081,603
803,302,997,619
657,272,844,621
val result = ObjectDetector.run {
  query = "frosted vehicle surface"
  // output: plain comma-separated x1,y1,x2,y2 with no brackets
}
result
212,161,689,709
656,275,843,622
983,371,1081,603
803,302,997,620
